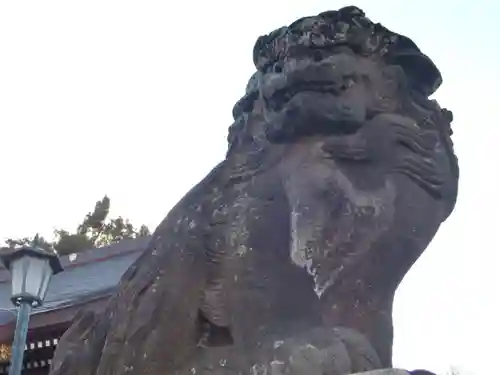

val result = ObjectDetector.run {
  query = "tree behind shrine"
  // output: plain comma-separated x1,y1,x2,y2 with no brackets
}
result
2,195,151,255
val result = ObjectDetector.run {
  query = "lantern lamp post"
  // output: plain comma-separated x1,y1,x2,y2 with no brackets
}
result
0,246,63,375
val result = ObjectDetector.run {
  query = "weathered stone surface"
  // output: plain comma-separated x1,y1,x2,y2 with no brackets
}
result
49,6,458,375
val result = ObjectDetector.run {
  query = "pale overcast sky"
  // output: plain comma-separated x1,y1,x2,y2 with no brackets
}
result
0,1,498,374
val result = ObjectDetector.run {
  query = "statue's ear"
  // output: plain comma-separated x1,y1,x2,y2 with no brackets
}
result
389,35,442,96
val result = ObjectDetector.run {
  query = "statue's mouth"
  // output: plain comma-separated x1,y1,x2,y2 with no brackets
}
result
267,80,343,112
259,52,360,114
261,72,368,142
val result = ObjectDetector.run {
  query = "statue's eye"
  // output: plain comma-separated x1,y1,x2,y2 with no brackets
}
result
313,50,323,62
345,76,357,88
273,62,283,73
337,76,357,93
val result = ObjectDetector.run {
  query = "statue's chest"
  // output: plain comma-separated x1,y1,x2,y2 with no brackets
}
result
205,184,322,334
221,182,291,266
204,178,298,295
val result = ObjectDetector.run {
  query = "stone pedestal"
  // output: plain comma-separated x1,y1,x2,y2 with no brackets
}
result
351,370,410,375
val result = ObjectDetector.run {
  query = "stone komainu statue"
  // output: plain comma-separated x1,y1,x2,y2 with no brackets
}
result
50,6,458,375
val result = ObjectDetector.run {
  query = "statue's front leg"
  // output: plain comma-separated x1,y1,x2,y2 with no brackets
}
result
321,113,447,197
320,132,371,162
247,326,381,375
319,113,435,164
373,113,446,197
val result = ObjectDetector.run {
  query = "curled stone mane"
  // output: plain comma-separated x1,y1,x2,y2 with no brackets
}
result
253,6,442,95
227,6,457,182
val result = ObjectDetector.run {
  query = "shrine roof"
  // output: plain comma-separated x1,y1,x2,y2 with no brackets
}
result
0,236,151,319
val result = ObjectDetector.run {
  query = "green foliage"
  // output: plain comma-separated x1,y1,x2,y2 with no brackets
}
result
53,230,93,256
4,233,54,252
2,195,151,256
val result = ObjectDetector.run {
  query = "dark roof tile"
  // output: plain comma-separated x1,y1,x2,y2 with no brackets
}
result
0,237,151,312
